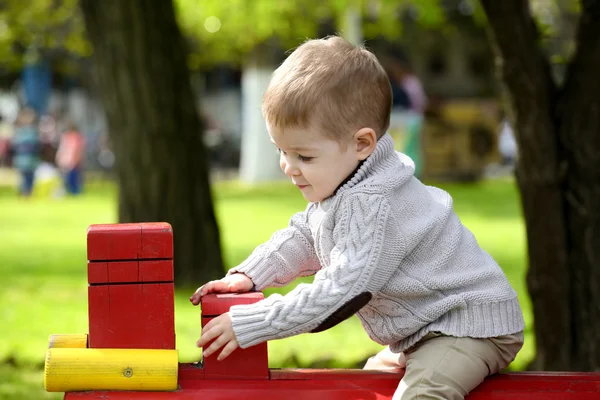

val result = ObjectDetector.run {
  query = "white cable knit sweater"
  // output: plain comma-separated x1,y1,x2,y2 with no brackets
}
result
227,133,524,352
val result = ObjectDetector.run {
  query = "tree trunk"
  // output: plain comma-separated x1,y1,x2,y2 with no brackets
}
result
79,0,224,286
557,1,600,370
480,0,600,370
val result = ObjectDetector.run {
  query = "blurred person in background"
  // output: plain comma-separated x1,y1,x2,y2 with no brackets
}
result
498,112,517,168
11,107,41,197
39,111,60,164
55,120,85,195
382,47,428,177
0,114,15,167
384,48,427,115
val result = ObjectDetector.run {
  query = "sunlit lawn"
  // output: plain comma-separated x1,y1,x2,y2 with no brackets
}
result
0,177,532,399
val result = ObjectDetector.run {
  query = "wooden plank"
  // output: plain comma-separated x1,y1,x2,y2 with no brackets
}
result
63,369,600,399
140,223,173,259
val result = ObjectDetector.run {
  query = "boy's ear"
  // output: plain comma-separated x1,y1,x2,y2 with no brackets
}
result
354,128,377,160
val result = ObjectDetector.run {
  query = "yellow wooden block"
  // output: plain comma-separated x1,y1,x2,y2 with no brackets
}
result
48,334,88,349
44,348,178,392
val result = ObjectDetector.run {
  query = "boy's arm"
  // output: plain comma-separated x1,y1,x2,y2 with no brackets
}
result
227,203,322,290
229,194,403,348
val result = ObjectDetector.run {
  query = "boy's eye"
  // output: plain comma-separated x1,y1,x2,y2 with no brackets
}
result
298,155,314,162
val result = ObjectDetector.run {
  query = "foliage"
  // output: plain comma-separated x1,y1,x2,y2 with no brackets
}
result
176,0,445,67
0,0,88,71
0,0,446,71
0,0,581,72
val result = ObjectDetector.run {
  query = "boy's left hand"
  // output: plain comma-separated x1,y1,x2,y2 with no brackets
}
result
196,312,239,361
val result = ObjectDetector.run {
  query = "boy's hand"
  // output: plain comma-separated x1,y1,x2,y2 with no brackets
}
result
189,273,254,305
196,312,239,361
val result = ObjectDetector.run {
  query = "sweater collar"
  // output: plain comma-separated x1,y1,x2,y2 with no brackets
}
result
332,133,404,196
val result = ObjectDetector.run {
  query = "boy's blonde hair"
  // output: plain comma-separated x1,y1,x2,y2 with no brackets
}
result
262,36,392,141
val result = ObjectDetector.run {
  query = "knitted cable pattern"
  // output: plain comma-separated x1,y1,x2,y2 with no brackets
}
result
230,194,391,348
227,203,322,290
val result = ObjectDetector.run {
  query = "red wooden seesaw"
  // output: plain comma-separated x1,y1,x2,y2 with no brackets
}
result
43,222,600,399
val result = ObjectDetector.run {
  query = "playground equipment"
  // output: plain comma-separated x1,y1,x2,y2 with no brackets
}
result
45,223,600,399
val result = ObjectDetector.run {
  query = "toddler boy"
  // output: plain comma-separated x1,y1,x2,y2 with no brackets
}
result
190,36,524,400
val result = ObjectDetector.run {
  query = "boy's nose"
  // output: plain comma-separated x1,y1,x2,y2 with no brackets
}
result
282,160,300,177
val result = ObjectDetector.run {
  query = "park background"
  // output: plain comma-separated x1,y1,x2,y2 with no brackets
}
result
1,0,599,399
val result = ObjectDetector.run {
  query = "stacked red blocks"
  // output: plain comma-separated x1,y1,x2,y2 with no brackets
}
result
86,223,175,350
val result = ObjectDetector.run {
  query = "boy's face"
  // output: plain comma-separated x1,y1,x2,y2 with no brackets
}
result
268,124,374,203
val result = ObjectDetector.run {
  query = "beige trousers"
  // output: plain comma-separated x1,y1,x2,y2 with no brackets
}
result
363,332,524,400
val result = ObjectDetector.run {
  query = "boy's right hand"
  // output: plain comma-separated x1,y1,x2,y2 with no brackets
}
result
189,273,254,305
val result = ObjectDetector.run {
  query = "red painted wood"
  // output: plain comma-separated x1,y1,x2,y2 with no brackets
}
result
201,292,266,316
88,260,173,284
108,260,139,283
87,222,172,261
88,283,175,349
200,293,269,380
87,223,143,261
63,369,600,399
87,285,109,348
141,223,173,259
177,363,205,381
142,283,176,349
269,368,403,380
139,260,174,282
87,262,108,284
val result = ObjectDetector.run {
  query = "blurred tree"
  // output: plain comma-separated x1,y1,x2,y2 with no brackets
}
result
79,0,224,286
480,0,600,371
0,0,88,72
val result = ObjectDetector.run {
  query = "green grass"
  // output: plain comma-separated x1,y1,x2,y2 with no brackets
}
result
0,178,533,399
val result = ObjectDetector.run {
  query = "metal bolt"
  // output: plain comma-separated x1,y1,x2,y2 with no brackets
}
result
123,367,133,378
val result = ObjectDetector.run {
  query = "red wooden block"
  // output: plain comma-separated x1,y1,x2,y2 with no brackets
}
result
142,283,176,349
139,259,174,282
87,262,108,284
107,260,139,283
88,283,175,349
140,223,173,259
201,292,266,316
201,293,269,380
87,223,143,261
87,285,110,348
88,260,173,284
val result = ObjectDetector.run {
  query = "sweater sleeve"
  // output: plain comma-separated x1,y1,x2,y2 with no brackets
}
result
226,203,322,291
229,194,405,349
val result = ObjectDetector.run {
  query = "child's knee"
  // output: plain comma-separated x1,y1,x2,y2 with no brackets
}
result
363,346,405,370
